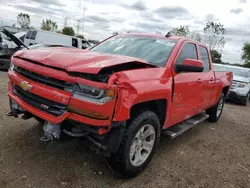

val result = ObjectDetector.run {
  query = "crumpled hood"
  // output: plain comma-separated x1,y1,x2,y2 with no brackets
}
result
14,48,151,74
233,75,249,83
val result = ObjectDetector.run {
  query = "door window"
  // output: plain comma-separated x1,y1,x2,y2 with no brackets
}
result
30,31,37,40
176,43,198,65
25,31,32,39
72,38,78,47
199,46,210,71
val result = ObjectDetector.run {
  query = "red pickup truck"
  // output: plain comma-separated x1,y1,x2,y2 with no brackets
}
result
7,33,232,177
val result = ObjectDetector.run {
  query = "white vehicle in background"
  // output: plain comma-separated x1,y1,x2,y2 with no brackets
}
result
0,31,27,49
213,64,250,105
24,30,91,49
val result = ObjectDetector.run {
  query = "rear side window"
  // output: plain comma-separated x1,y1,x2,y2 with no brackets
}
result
176,43,198,65
30,31,37,40
25,31,32,39
199,46,210,71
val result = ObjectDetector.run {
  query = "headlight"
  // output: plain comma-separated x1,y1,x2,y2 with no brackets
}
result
73,84,114,104
238,82,248,88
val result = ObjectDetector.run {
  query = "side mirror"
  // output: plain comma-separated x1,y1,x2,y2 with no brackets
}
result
176,59,204,73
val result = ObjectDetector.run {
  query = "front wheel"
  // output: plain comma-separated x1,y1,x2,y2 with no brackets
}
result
106,111,160,178
206,93,225,122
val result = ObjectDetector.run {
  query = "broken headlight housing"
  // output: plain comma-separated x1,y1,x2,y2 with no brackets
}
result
72,84,114,104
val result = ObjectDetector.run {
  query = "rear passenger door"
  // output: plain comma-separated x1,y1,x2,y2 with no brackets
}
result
198,45,215,109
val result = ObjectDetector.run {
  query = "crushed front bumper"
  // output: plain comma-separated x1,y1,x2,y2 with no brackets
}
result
8,69,118,135
227,91,247,103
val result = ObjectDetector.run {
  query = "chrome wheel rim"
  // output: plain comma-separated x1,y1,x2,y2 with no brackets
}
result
216,97,224,117
129,124,156,167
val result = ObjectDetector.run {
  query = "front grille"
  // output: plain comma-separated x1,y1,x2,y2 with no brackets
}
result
14,66,74,90
14,85,67,116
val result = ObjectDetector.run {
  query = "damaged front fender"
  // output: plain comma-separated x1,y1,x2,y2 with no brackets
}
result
110,68,172,122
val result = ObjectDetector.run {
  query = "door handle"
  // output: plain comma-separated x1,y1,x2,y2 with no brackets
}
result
197,78,202,83
210,77,214,81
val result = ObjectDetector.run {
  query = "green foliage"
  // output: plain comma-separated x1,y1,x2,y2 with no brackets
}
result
171,25,190,37
211,50,222,64
112,31,119,35
17,13,31,29
41,19,58,32
170,25,202,42
242,43,250,67
62,27,75,36
189,30,202,42
203,21,226,50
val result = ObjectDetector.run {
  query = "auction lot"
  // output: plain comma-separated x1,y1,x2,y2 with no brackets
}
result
0,71,249,188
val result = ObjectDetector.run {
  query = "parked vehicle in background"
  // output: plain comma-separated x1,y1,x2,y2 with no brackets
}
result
7,33,232,177
24,29,91,49
0,31,27,49
213,64,250,105
0,29,75,71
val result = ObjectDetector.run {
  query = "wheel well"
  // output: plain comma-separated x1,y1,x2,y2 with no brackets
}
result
222,86,229,96
130,99,167,127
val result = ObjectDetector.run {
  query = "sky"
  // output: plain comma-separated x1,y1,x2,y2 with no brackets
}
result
0,0,250,63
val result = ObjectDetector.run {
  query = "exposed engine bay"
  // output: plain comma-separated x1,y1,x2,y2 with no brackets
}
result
69,62,156,83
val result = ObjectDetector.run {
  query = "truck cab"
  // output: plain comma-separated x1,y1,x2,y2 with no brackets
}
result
7,33,232,177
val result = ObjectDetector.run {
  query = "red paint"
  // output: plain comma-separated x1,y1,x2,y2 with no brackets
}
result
8,33,232,135
182,59,204,68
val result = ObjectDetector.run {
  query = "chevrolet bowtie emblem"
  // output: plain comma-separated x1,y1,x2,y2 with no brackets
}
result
20,81,33,91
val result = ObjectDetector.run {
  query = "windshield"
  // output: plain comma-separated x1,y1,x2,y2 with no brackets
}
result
91,35,177,67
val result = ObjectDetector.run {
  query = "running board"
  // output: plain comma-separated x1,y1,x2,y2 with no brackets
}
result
162,113,209,139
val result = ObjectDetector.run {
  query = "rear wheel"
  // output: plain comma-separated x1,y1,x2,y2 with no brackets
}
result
106,111,160,178
206,93,225,122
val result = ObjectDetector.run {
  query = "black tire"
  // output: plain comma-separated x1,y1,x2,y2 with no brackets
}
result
206,93,225,122
106,111,161,178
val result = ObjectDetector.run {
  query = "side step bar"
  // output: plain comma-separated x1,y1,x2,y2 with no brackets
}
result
162,113,209,139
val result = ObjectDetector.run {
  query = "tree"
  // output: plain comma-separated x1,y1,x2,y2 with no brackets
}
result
41,19,58,32
170,25,202,42
155,31,162,34
17,13,31,29
203,21,226,50
189,30,202,42
242,43,250,68
112,31,119,35
211,50,222,64
171,25,190,37
62,27,75,36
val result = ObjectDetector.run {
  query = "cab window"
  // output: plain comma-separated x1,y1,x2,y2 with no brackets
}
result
176,43,198,65
199,46,210,71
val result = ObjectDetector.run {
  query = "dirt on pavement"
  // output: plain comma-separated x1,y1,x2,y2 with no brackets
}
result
0,71,250,188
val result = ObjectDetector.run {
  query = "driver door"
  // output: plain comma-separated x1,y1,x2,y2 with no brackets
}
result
169,42,204,126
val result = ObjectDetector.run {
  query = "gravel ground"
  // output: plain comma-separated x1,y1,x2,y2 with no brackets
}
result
0,71,250,188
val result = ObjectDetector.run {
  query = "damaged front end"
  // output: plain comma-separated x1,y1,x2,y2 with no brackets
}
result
7,55,156,156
